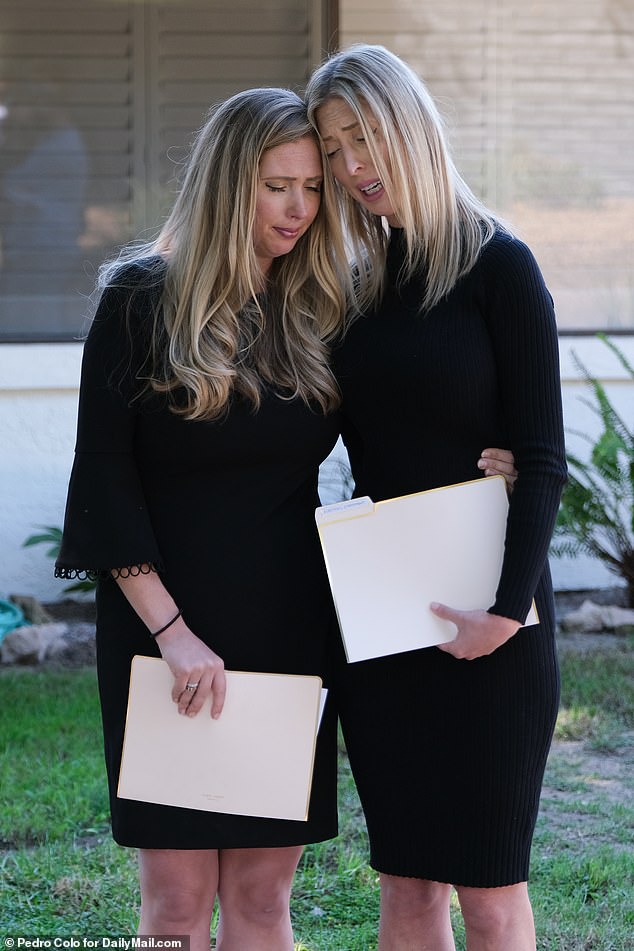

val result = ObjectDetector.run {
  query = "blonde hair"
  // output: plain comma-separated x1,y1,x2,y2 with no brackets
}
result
305,44,505,312
101,87,351,419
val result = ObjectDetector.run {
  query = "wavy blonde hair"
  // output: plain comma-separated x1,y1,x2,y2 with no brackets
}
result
305,44,505,313
101,87,351,419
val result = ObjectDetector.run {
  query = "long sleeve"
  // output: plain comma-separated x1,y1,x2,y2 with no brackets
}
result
333,228,567,626
478,235,568,622
55,272,164,580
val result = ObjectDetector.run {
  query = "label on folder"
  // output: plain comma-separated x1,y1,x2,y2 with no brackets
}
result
316,475,538,663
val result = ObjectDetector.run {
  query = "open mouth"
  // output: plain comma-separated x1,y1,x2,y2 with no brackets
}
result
360,181,383,196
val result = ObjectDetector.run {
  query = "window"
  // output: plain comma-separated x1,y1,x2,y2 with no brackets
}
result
340,0,634,332
0,0,320,341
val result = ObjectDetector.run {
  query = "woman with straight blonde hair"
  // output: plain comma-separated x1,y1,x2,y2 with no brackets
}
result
306,44,567,951
54,87,352,951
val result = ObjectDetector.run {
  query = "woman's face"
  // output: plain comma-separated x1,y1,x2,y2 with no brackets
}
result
315,97,401,226
253,136,323,275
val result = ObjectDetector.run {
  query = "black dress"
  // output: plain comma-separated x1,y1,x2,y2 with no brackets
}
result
332,230,567,887
56,265,340,849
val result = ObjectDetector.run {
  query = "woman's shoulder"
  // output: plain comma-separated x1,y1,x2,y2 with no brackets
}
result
86,255,166,352
478,228,539,272
101,254,167,296
473,226,553,322
93,255,166,327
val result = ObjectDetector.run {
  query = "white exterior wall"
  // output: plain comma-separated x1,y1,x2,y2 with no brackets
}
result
0,345,81,603
1,338,632,603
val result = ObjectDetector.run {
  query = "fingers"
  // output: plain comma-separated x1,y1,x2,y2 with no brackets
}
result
431,603,471,659
430,601,456,623
174,658,226,718
480,447,514,464
158,629,226,719
430,602,462,657
477,447,518,490
209,668,227,720
478,461,513,476
175,670,204,716
432,605,521,660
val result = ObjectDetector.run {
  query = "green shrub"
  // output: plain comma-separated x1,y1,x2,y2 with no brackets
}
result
23,525,96,594
552,334,634,606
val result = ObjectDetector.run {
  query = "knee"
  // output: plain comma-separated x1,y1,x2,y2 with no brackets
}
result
381,875,451,918
220,877,290,929
457,885,526,938
144,884,211,929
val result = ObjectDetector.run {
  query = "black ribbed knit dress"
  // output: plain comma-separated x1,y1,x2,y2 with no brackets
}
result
332,229,567,887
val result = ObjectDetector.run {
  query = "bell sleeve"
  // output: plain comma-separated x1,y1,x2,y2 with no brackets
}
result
55,275,164,581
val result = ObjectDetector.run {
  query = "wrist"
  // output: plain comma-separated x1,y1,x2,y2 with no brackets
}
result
150,608,182,638
487,610,521,634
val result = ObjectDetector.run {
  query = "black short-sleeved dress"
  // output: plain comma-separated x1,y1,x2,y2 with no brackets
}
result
55,264,340,849
331,230,568,887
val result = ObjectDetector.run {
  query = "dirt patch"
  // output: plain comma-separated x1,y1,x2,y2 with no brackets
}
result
546,735,634,807
538,733,634,857
556,631,626,653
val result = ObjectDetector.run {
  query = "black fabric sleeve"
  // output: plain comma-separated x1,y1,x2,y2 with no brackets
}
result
55,276,164,580
479,235,568,622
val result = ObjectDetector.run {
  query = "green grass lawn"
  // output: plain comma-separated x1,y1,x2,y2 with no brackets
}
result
1,636,633,949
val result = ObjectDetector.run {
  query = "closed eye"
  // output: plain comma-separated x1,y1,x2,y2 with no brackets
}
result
357,127,378,144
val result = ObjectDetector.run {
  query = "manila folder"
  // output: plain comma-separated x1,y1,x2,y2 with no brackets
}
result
315,475,538,664
118,656,323,821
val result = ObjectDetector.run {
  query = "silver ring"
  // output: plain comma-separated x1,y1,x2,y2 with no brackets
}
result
185,682,199,691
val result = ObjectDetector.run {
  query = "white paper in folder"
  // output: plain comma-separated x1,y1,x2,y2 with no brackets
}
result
118,656,324,821
315,475,538,663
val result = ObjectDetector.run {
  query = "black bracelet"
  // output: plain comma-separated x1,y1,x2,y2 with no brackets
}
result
150,609,182,638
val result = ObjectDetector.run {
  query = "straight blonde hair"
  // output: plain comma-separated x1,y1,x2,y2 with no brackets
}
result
101,87,352,419
305,44,505,313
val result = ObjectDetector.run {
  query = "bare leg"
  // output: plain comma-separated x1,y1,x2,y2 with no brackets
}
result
138,849,218,951
215,845,304,951
456,882,536,951
377,874,456,951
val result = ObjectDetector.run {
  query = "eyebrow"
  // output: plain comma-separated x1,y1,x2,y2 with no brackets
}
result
320,120,360,142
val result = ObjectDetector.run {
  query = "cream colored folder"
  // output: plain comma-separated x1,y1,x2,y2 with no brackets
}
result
315,475,538,663
118,656,323,821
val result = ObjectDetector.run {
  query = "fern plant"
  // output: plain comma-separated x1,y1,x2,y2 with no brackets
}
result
23,526,96,595
552,334,634,606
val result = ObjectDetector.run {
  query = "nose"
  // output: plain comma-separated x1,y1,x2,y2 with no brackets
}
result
288,191,310,220
343,144,364,176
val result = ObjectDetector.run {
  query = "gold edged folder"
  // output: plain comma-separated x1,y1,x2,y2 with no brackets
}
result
315,475,538,663
118,656,323,821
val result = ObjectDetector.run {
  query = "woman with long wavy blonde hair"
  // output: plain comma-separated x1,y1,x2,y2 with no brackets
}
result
55,87,351,950
101,86,350,419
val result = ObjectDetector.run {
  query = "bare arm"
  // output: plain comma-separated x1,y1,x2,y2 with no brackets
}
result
115,568,226,719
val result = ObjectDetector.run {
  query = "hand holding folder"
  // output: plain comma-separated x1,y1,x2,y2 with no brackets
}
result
118,656,324,821
315,475,538,663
